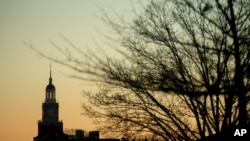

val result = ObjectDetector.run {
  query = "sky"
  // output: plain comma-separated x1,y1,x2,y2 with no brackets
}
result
0,0,146,140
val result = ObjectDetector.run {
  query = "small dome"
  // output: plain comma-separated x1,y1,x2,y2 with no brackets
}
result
46,84,55,90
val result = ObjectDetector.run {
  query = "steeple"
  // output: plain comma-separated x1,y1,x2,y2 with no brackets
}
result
49,63,52,84
45,64,56,102
34,66,69,141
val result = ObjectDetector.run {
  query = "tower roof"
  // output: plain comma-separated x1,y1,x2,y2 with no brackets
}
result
46,83,55,90
46,64,55,91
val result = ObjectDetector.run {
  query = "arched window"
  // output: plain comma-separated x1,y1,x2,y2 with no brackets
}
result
46,92,49,99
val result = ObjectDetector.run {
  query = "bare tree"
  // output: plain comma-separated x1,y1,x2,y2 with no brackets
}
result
28,0,250,140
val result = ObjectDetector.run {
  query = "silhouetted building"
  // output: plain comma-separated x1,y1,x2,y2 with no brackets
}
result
68,130,85,141
33,67,69,141
89,131,99,140
69,130,120,141
33,67,120,141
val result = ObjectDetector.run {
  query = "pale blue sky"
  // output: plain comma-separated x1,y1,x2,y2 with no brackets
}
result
0,0,148,140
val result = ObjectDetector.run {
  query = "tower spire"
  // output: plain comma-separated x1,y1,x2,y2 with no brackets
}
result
45,63,56,102
50,63,51,78
49,63,52,84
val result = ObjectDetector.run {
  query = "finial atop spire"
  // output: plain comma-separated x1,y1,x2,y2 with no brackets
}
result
49,63,52,84
50,63,52,78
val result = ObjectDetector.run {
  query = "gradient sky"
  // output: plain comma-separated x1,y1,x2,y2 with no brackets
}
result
0,0,146,140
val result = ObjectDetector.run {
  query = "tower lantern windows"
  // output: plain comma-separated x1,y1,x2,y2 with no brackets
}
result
46,91,55,100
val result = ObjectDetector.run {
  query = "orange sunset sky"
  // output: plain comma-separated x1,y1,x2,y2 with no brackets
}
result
0,0,147,140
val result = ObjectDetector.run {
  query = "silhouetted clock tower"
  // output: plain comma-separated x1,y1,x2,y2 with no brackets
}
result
34,66,69,141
